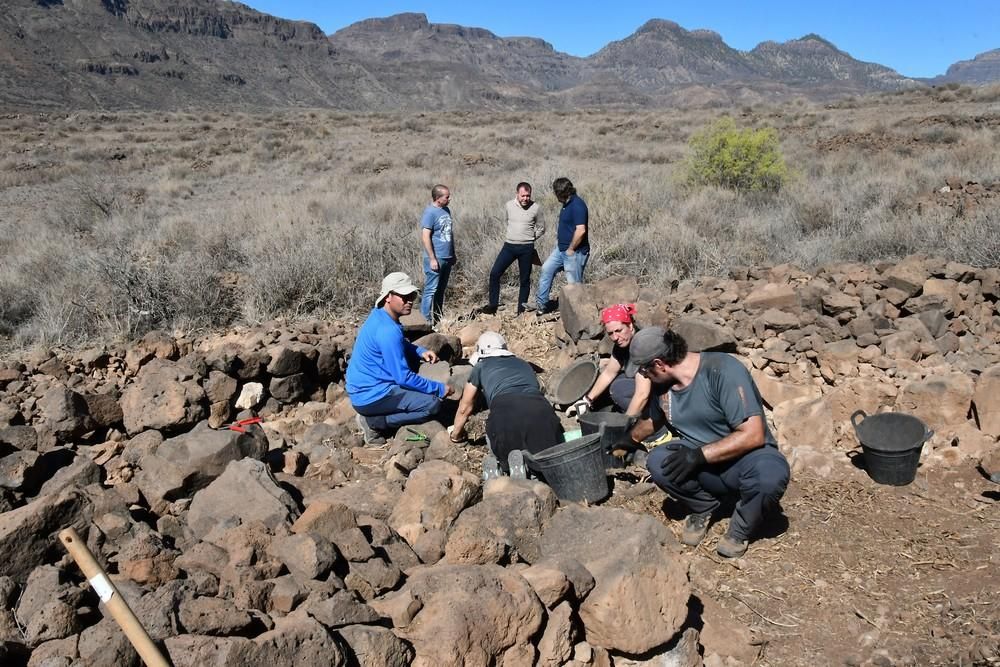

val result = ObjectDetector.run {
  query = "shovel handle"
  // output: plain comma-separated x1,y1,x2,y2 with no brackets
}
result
59,528,171,667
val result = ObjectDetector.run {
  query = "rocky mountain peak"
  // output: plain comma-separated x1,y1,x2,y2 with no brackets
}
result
935,48,1000,84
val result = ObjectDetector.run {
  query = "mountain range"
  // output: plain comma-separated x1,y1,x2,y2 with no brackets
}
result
1,1,995,112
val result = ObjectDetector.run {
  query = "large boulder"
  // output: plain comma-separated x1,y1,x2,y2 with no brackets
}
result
37,387,94,442
673,316,737,353
743,283,798,313
291,501,374,562
538,504,689,655
339,624,414,667
772,395,836,452
0,487,93,582
590,275,641,308
895,372,975,431
187,459,299,539
376,563,544,666
559,283,603,342
388,461,479,549
120,359,207,435
973,365,1000,437
252,613,345,666
134,421,268,514
311,479,403,520
445,478,557,565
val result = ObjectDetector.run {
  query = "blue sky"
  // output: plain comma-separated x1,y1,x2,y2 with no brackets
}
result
240,1,998,78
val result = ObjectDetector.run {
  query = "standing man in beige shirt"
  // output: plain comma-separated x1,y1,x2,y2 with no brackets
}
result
482,182,544,315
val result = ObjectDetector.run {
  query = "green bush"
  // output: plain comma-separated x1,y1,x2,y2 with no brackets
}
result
683,117,789,193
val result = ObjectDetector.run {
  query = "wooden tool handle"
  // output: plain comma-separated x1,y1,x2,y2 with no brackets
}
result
59,528,171,667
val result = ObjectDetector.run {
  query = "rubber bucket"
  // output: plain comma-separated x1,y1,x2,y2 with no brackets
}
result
522,432,608,503
547,358,599,407
579,411,631,469
851,410,933,486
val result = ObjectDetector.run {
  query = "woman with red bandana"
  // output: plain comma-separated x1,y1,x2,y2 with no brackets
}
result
572,303,652,420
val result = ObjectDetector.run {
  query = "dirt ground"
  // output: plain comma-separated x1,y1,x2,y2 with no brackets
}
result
454,312,1000,666
608,464,1000,666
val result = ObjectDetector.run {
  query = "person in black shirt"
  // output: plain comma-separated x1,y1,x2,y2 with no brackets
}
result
450,332,563,472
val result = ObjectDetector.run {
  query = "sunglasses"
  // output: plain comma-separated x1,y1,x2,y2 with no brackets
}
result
393,292,418,302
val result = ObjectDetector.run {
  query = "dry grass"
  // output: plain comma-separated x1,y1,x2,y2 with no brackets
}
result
1,91,998,349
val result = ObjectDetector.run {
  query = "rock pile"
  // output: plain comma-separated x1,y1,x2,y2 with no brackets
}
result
917,178,1000,216
1,252,997,665
0,317,750,666
555,255,999,478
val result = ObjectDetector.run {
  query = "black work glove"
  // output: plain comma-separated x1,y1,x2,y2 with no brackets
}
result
607,434,639,457
659,442,706,484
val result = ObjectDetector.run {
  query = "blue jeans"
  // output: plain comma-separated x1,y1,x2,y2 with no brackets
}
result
647,442,790,541
421,256,454,323
489,242,534,312
535,247,589,312
353,386,442,433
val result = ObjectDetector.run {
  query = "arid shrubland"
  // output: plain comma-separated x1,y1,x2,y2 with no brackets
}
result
1,97,998,348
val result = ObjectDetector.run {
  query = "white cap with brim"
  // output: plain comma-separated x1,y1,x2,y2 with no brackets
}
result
469,331,514,365
376,272,420,308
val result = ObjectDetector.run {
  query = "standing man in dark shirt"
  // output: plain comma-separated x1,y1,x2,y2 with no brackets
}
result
619,327,791,558
535,177,589,315
450,332,563,473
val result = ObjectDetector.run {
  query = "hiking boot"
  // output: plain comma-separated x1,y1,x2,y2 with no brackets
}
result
507,450,527,480
355,414,386,445
717,534,749,558
482,454,503,481
680,511,713,547
479,304,498,315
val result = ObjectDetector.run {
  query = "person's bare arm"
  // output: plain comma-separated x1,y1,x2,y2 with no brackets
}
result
450,383,479,441
624,373,652,418
566,224,586,254
422,228,438,271
585,357,622,403
701,415,767,464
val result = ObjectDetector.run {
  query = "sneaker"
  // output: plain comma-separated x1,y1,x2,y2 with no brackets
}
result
482,454,503,481
717,534,749,558
680,511,713,547
507,450,527,480
479,304,498,315
355,414,386,445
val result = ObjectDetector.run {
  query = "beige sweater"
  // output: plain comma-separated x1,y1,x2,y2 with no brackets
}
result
504,199,544,244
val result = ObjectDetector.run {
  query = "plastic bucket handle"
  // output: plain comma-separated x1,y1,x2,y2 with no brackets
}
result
851,409,935,445
522,422,605,469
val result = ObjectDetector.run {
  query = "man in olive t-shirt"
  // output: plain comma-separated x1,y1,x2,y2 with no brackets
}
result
621,327,790,559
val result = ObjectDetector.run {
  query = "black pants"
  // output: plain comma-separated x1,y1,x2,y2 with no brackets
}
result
488,243,535,312
486,393,563,471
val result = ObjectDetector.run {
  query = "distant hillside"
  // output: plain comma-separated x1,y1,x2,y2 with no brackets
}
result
930,49,1000,85
0,3,925,111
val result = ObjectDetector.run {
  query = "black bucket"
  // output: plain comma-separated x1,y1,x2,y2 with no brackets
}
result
521,431,608,503
578,411,631,469
851,410,933,486
547,358,599,407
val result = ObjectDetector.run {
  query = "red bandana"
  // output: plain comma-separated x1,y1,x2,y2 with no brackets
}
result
600,303,636,325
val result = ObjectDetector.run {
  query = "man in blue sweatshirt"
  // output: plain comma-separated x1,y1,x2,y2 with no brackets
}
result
347,272,454,444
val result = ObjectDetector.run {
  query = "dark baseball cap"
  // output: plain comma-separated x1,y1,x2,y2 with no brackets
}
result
629,326,668,367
